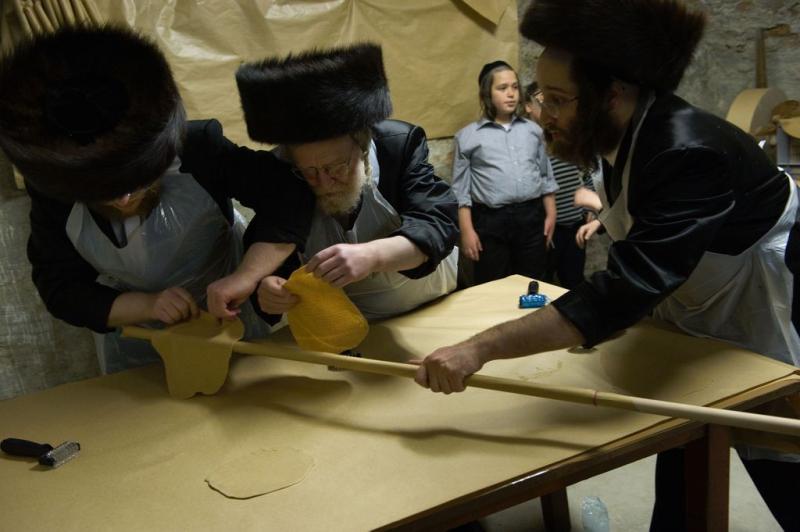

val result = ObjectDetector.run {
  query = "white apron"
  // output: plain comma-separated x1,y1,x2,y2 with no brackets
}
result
66,158,268,373
597,94,800,461
303,149,457,320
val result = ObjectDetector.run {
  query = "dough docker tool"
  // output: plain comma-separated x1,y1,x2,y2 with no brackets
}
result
1,438,80,468
122,317,800,437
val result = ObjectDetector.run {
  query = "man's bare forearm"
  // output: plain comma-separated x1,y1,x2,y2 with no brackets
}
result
363,236,427,273
237,242,296,281
471,305,585,365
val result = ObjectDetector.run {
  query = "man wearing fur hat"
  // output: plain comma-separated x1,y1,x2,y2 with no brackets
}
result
415,1,799,528
0,26,314,373
224,43,458,321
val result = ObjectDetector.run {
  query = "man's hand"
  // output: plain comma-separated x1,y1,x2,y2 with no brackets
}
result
413,306,585,394
257,275,299,314
206,273,257,320
149,287,199,324
413,343,485,394
460,228,483,261
206,241,296,320
306,243,377,288
575,219,602,249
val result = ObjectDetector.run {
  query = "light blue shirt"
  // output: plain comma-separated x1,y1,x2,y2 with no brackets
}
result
451,116,558,208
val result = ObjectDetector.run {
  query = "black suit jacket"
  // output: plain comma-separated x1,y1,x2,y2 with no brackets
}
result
553,93,794,346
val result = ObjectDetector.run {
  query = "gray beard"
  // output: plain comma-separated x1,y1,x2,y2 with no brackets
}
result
316,164,369,217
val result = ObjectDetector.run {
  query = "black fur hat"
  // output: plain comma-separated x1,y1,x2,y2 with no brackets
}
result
236,43,392,144
520,0,707,92
0,25,184,203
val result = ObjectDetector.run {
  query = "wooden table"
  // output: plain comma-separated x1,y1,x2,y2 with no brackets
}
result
1,276,797,531
384,378,800,532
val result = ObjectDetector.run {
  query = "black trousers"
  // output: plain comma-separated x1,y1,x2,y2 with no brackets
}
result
543,220,587,289
470,198,547,285
650,448,800,531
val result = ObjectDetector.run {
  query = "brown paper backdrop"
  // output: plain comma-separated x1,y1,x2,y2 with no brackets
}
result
1,1,519,144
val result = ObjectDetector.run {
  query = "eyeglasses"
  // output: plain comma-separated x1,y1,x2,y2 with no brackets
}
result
292,153,354,183
533,91,579,118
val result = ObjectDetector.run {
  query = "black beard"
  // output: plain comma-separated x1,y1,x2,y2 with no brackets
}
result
545,100,625,172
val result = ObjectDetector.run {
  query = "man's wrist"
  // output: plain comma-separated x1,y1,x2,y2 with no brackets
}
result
361,241,384,272
465,335,494,367
237,242,296,283
233,265,264,285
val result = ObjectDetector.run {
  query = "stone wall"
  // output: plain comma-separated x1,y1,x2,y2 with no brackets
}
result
0,149,99,400
1,0,798,399
429,0,800,184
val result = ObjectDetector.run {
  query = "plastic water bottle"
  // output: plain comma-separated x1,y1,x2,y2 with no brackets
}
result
581,496,610,532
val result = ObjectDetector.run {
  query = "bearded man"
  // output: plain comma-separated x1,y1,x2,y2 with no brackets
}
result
215,43,458,321
415,1,800,528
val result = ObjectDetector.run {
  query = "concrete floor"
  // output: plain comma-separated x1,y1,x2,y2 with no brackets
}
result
478,451,780,531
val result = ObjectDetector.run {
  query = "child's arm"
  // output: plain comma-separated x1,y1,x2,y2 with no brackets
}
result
451,133,481,261
543,193,556,247
458,206,482,261
574,187,602,212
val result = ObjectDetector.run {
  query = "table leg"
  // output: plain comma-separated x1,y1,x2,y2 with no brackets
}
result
541,487,571,532
685,424,730,532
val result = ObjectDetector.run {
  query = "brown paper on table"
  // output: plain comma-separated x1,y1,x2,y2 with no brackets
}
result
2,276,798,531
150,312,243,399
206,447,315,499
0,1,519,142
284,266,368,353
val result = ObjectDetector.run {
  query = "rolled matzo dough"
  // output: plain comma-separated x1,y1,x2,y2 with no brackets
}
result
205,448,315,499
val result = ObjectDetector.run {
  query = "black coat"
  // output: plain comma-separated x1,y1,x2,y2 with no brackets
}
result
251,119,459,323
369,119,459,277
252,119,459,278
553,93,798,346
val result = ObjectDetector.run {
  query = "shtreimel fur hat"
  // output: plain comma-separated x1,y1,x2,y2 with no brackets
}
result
520,0,707,92
0,25,183,203
236,43,392,145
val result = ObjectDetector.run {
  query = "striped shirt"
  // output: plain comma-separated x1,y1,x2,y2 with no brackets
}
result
551,157,595,224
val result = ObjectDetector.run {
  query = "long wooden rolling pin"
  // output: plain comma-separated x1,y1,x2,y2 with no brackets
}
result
123,325,800,437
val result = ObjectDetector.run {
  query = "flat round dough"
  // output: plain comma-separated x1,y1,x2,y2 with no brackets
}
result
206,448,314,499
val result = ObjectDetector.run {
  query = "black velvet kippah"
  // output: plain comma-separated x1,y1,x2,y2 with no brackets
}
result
478,60,512,85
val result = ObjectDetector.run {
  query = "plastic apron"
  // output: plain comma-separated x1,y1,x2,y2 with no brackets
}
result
597,94,800,461
302,145,458,321
66,158,268,373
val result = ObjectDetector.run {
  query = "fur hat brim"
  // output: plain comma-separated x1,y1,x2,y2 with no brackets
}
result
236,43,392,145
0,25,183,203
520,0,707,92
